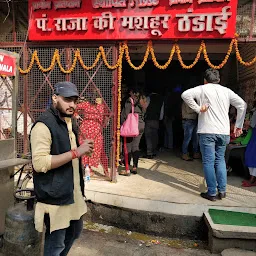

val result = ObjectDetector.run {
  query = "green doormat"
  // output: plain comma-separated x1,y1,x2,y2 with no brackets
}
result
209,209,256,227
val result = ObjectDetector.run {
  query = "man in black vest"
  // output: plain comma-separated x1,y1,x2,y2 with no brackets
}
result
144,90,164,158
30,82,94,256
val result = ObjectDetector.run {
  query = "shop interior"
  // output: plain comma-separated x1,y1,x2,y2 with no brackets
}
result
121,41,247,177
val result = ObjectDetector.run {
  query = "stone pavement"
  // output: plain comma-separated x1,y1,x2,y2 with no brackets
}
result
70,229,220,256
86,152,256,218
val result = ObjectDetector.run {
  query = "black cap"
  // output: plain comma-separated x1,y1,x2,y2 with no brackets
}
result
54,81,79,98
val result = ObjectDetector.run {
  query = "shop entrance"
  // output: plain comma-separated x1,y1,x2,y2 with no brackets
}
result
123,60,208,153
121,41,238,162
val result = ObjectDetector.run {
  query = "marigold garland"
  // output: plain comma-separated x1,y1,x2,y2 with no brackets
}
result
176,44,203,69
18,51,37,74
124,42,150,70
202,39,235,70
150,43,176,70
234,39,256,66
100,45,125,70
116,44,123,167
57,49,78,74
17,38,256,75
35,49,58,72
77,49,101,70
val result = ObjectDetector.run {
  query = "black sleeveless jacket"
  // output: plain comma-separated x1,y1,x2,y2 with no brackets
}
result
31,105,85,205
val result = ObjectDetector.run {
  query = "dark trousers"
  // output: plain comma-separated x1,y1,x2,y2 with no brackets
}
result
44,214,83,256
126,129,144,168
225,144,246,164
145,120,159,155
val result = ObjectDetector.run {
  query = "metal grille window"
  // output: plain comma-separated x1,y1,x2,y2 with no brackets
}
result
0,44,116,175
70,47,115,174
237,0,256,39
0,47,25,154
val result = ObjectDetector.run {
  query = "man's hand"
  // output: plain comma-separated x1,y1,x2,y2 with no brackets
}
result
77,139,94,157
75,114,82,120
234,127,243,138
200,104,209,113
95,98,102,104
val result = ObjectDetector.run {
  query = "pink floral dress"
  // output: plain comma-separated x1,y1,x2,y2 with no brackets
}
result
76,101,109,176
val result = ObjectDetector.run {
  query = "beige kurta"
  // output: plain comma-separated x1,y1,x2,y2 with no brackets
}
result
30,118,87,233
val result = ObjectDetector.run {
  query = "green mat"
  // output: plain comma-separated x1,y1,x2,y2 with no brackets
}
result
209,209,256,227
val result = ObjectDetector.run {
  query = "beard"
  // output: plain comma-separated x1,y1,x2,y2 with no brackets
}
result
56,102,74,118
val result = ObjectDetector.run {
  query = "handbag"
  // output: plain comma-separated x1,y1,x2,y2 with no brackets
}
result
120,97,139,137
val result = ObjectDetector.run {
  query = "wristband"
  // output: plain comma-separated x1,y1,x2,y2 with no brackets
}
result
70,149,79,159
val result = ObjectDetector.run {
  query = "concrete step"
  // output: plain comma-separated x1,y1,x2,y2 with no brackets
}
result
204,212,256,253
221,248,256,256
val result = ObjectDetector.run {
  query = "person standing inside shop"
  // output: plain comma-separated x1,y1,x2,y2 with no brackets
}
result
182,68,246,201
181,101,200,161
30,82,94,256
163,89,174,151
144,89,164,159
120,87,147,174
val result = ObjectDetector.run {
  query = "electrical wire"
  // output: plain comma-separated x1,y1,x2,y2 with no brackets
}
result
2,0,11,23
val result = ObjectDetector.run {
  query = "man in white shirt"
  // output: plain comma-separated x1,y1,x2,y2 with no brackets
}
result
182,68,247,201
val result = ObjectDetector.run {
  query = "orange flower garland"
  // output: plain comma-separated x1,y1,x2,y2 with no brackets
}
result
202,39,235,70
176,44,203,69
150,42,176,70
234,39,256,67
35,49,58,72
18,51,37,74
56,49,78,74
77,49,101,71
124,41,150,70
17,37,256,75
116,44,123,167
100,45,125,70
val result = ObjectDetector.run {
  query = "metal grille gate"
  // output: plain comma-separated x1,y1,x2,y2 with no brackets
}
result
0,45,117,179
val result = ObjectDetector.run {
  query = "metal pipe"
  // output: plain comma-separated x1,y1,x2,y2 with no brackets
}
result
12,1,16,42
12,52,20,155
23,47,29,154
111,45,119,183
66,47,71,82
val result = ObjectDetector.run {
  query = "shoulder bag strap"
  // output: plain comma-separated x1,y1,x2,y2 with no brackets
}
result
130,97,134,114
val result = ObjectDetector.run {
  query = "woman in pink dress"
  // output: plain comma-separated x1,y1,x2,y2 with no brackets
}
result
76,98,109,177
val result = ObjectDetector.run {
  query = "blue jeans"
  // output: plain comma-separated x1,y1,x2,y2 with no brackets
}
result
182,119,199,154
199,134,230,196
44,214,83,256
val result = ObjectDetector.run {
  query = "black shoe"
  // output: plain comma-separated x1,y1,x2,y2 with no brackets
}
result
131,169,137,174
200,193,217,201
218,192,226,200
153,154,157,157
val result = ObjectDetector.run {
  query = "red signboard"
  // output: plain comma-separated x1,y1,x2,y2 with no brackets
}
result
0,52,16,76
28,0,238,41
